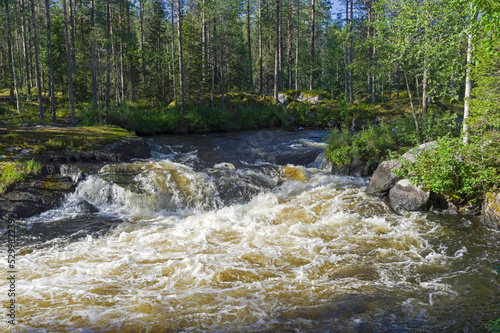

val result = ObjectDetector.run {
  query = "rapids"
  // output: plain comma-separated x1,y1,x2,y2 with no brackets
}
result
1,130,499,332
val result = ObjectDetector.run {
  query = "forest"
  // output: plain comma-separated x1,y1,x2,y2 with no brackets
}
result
0,0,499,207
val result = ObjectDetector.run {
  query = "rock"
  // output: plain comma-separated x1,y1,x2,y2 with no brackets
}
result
20,122,29,127
331,158,375,177
365,160,401,195
76,200,99,214
278,93,288,105
401,141,438,163
327,119,339,129
308,95,323,105
46,138,151,163
389,179,431,212
483,192,500,229
282,165,311,182
0,175,75,219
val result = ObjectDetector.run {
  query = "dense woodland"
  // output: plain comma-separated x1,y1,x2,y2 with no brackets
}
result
0,0,499,206
0,0,496,124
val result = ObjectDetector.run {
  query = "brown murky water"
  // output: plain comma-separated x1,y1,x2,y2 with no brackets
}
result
1,130,499,332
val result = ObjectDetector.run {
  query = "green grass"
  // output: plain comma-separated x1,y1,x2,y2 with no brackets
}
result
0,159,42,193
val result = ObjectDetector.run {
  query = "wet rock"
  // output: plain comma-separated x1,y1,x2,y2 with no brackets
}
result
331,158,375,177
76,200,99,214
0,175,75,219
483,192,500,229
389,179,431,212
365,160,401,195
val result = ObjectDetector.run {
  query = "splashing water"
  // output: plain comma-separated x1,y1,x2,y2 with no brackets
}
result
1,130,499,332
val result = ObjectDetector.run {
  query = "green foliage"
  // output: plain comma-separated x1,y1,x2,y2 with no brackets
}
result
394,136,499,203
325,124,397,167
489,318,500,333
0,159,42,193
392,110,460,146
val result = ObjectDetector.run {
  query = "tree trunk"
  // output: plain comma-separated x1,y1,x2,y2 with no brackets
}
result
295,0,299,90
349,0,353,103
177,0,185,113
139,0,146,87
4,1,20,113
69,0,76,65
171,0,177,105
310,0,315,90
30,0,44,120
20,0,31,100
404,70,420,140
110,11,121,105
259,0,263,93
422,67,428,114
62,0,76,126
106,1,111,120
274,0,280,103
463,9,476,145
247,0,254,91
397,63,400,100
201,0,206,83
126,1,135,101
45,0,56,121
344,0,348,100
287,0,292,89
119,8,125,103
91,0,98,109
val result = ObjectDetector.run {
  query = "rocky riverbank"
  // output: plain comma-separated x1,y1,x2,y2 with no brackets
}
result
0,137,150,219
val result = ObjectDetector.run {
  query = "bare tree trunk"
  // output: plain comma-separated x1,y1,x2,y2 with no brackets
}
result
171,0,177,105
177,0,185,113
372,45,376,104
201,0,206,83
287,0,292,89
295,0,299,90
4,1,19,113
20,0,31,100
310,0,315,90
247,0,254,91
69,0,76,65
126,1,135,101
139,0,146,87
45,0,56,121
397,63,400,100
463,9,476,145
349,0,353,103
274,0,280,103
106,1,111,119
63,0,76,126
110,11,121,105
30,0,44,120
259,0,263,93
422,67,428,114
344,0,348,100
91,0,98,109
119,8,125,103
404,70,420,140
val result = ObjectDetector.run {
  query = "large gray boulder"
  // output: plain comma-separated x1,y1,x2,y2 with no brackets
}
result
389,179,431,212
365,141,438,195
365,160,401,195
483,192,500,229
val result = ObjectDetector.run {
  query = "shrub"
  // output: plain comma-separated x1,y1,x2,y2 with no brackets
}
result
325,124,397,167
394,136,499,204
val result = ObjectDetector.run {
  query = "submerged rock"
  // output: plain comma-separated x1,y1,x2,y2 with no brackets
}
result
389,179,431,212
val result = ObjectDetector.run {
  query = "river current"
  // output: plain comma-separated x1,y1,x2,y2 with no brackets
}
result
1,130,499,332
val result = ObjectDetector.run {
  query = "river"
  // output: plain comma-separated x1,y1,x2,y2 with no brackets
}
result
1,130,499,332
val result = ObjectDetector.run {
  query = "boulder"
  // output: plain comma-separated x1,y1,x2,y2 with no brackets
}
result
0,175,75,219
389,179,430,212
483,192,500,229
401,141,438,163
75,200,99,214
278,93,288,105
331,158,374,177
365,160,401,195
